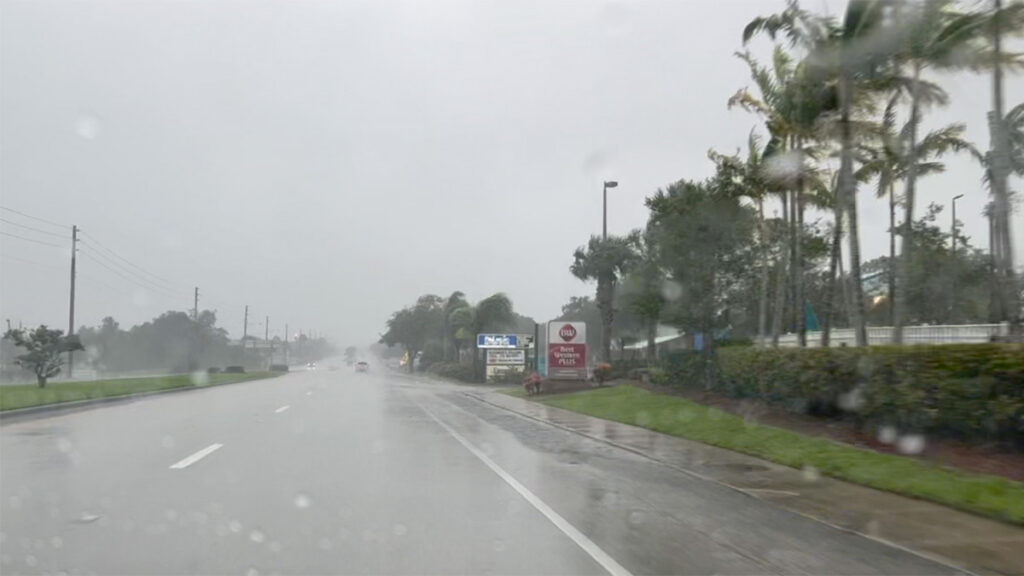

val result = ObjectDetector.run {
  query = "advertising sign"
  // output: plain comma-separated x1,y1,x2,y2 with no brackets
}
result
547,321,587,379
486,349,526,366
476,334,519,349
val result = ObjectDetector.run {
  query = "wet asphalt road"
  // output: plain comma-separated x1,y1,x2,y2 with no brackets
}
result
0,367,961,575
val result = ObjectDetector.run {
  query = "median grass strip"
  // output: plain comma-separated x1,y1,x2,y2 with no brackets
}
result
0,372,278,412
524,385,1024,525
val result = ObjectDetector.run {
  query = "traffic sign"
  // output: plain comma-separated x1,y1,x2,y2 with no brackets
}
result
477,334,519,349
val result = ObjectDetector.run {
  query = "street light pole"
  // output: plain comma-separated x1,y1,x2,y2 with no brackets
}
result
602,180,618,240
951,194,964,320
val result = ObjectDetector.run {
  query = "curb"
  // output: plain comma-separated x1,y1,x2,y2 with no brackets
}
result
0,373,282,424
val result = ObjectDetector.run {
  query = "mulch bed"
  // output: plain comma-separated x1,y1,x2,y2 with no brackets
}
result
623,379,1024,483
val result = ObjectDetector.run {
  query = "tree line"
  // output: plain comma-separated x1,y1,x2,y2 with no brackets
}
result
571,0,1024,361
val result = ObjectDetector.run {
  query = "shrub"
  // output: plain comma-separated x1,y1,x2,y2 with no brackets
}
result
223,366,245,374
657,344,1024,447
490,369,527,384
269,364,289,372
206,367,221,374
593,363,613,384
426,362,477,383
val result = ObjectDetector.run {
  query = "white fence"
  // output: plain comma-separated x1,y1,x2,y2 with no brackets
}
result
770,323,1010,348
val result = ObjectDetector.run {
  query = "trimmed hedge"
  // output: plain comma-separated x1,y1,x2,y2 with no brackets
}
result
660,344,1024,447
426,362,477,383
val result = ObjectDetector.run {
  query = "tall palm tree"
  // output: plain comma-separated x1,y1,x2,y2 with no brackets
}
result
442,291,468,361
448,293,514,379
980,0,1024,331
858,94,977,325
570,233,641,362
892,0,988,343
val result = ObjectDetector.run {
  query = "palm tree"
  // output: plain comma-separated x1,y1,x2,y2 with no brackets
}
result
619,231,665,361
448,293,514,379
820,172,843,347
858,93,977,325
891,0,988,343
570,233,641,362
442,291,468,361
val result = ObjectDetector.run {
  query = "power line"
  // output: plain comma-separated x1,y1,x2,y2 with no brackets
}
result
79,231,185,290
78,240,182,294
0,206,69,229
79,251,186,301
0,230,61,247
0,217,69,239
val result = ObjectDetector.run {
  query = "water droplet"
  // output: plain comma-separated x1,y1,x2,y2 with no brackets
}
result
492,539,506,552
50,536,63,549
73,513,101,524
249,529,265,543
627,511,644,525
244,568,259,576
838,388,864,412
318,537,332,550
661,280,683,301
161,435,176,449
56,437,73,453
877,426,898,445
393,524,407,536
190,371,209,386
802,465,821,482
228,520,242,533
897,434,926,455
293,494,311,509
25,554,38,567
75,115,100,140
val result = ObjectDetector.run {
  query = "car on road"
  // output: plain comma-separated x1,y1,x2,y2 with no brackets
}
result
355,361,369,373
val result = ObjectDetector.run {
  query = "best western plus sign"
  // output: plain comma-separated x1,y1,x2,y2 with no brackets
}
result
547,321,587,380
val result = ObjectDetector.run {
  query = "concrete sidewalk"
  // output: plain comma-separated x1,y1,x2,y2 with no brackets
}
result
473,389,1024,576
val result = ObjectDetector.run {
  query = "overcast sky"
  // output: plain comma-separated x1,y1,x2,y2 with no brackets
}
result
1,0,1021,345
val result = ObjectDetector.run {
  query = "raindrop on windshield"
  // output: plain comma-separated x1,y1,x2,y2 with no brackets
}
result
56,437,73,453
492,539,506,552
190,371,209,386
393,524,408,536
801,465,820,482
897,434,926,455
249,529,266,543
75,115,100,140
877,426,898,444
293,493,312,509
228,520,242,533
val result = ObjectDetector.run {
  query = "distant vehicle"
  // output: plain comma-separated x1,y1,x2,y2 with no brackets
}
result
355,361,369,373
306,362,317,370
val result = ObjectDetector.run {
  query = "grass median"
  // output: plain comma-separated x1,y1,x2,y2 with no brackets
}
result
0,372,279,412
511,384,1024,525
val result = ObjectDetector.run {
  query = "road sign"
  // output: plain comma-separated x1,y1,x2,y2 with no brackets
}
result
547,321,587,379
477,334,519,349
486,349,525,365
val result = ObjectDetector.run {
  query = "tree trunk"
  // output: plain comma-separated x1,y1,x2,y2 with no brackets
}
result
646,320,657,361
37,374,47,388
789,187,798,335
757,198,770,346
597,275,614,363
989,0,1021,335
839,70,868,346
821,199,844,347
888,181,896,325
894,63,922,344
795,148,806,347
771,192,790,346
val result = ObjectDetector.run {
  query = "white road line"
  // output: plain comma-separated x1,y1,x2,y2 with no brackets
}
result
416,401,632,576
275,405,290,414
168,443,223,470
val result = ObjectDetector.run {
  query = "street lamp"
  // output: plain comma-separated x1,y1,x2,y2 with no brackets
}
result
603,180,618,239
951,194,964,320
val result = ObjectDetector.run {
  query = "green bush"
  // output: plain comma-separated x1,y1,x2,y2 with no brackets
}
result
426,362,477,383
658,344,1024,447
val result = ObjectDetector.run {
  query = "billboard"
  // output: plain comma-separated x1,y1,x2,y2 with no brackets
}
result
486,349,526,365
476,334,520,349
547,321,587,380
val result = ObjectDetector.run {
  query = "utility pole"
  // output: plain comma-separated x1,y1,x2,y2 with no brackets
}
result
951,194,964,321
67,225,78,378
193,287,199,320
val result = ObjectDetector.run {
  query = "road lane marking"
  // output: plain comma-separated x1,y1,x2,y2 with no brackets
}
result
169,443,223,470
415,401,633,576
275,405,290,413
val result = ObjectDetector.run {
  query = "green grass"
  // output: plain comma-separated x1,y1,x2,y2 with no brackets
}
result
0,372,279,412
535,385,1024,525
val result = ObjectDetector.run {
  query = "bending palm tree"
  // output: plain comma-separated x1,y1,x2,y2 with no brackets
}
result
570,233,641,362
